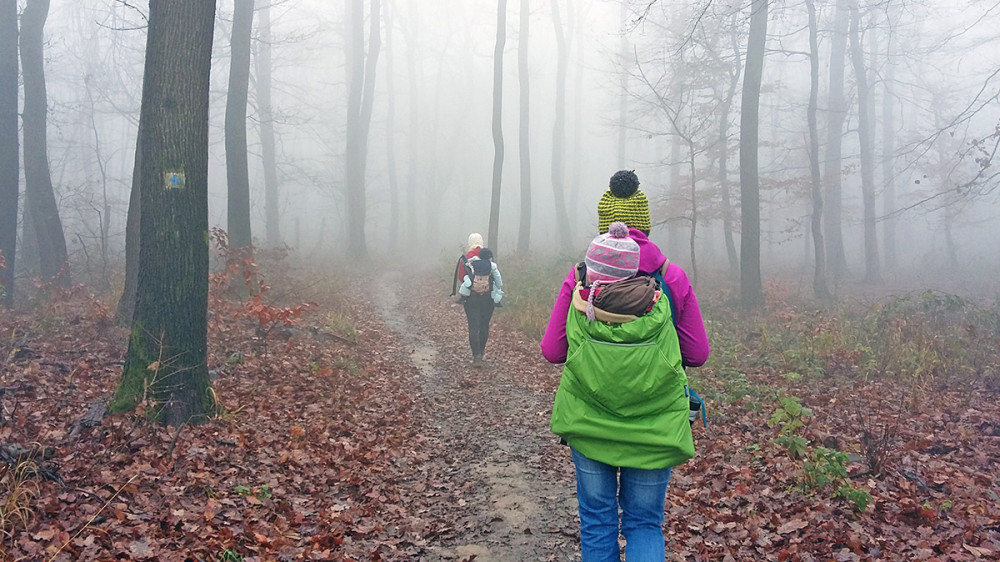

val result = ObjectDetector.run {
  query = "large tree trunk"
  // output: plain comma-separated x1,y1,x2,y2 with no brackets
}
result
254,1,280,247
549,0,571,250
486,0,507,251
226,0,255,249
739,0,767,310
823,0,850,278
344,0,380,258
806,0,831,300
850,1,880,283
20,0,69,287
112,0,217,427
516,0,531,254
0,0,17,307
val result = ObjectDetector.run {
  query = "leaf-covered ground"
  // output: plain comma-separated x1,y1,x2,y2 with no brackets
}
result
0,269,998,561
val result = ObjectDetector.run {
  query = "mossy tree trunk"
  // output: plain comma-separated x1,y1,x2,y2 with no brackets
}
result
112,0,217,427
0,0,17,307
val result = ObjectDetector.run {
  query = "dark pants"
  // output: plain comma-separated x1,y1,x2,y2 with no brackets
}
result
463,295,495,358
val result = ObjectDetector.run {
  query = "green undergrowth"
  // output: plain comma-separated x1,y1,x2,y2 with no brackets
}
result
487,255,577,340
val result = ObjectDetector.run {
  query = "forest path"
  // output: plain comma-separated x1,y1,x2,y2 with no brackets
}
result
371,271,579,561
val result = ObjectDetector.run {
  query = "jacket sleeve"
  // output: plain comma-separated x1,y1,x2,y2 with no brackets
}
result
663,264,710,367
539,268,576,363
491,264,504,303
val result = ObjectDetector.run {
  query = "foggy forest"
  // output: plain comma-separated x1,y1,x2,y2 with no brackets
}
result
1,0,999,560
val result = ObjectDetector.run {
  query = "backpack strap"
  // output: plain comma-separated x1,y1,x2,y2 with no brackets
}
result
450,254,469,296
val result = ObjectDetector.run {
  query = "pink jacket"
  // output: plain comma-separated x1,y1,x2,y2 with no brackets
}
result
539,228,710,367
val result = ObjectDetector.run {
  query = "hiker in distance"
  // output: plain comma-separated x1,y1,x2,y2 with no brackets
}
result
450,233,485,297
456,246,503,368
540,170,710,561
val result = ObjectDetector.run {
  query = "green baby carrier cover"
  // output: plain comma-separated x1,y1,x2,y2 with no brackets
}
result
550,291,694,469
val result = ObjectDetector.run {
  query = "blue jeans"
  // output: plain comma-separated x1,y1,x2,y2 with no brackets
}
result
571,448,672,562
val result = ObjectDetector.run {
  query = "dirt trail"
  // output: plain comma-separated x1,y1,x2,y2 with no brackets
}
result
372,272,580,561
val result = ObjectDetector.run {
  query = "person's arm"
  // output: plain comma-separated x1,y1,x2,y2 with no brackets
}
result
540,269,576,363
662,264,710,367
491,264,504,303
458,272,472,297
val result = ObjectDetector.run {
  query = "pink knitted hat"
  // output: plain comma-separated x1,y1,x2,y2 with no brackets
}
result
585,222,640,284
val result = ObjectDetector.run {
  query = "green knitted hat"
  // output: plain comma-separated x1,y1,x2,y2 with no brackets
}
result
597,189,650,234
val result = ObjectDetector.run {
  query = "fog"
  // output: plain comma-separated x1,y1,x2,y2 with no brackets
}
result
9,0,1000,294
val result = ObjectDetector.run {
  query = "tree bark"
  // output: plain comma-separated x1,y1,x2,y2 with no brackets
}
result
344,0,380,258
116,121,142,325
112,0,217,427
739,0,767,309
516,0,531,254
806,0,831,300
226,0,255,249
20,0,69,287
849,1,880,283
254,1,281,247
823,0,850,278
404,2,419,248
487,0,507,251
383,0,400,248
881,30,896,272
0,0,17,306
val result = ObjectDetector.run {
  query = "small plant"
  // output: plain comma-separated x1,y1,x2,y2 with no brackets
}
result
769,396,813,459
234,483,272,502
835,484,872,512
800,446,872,512
218,548,243,562
802,446,848,489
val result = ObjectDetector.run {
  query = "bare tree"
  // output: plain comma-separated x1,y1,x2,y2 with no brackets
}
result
487,0,507,251
112,0,217,426
740,0,767,309
516,0,532,254
382,0,400,247
849,0,880,283
823,0,850,278
344,0,381,257
549,0,571,250
226,0,255,249
254,1,281,247
805,0,831,300
0,0,16,306
20,0,69,287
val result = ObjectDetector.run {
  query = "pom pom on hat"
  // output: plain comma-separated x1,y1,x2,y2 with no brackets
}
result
609,170,640,198
598,171,650,234
585,222,640,285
